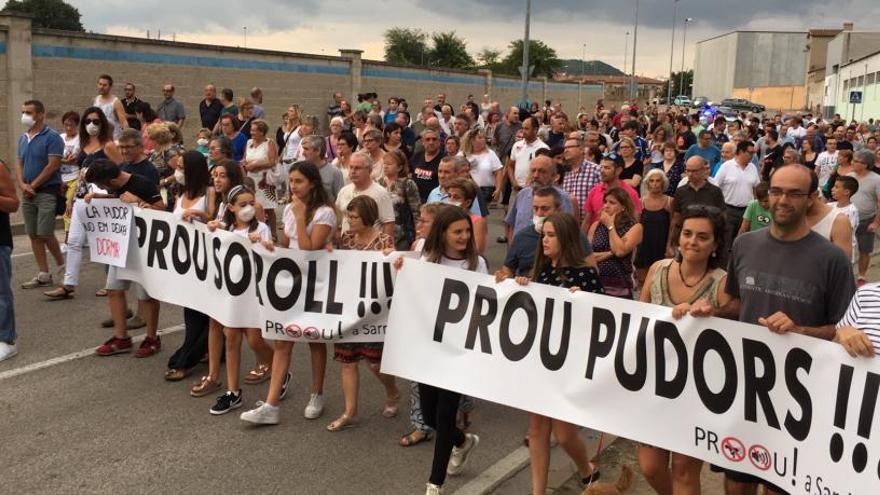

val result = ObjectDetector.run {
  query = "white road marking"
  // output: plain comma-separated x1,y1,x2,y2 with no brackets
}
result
11,252,32,259
0,324,185,382
453,446,530,495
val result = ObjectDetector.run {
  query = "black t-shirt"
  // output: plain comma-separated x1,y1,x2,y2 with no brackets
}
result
676,130,697,154
122,159,160,186
118,173,162,205
546,131,565,149
761,145,784,182
199,98,224,130
411,150,445,202
672,182,726,213
837,140,854,151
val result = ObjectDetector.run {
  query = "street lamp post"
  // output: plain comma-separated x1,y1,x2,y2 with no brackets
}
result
243,26,247,48
667,0,678,105
679,17,693,99
520,0,532,107
630,0,640,102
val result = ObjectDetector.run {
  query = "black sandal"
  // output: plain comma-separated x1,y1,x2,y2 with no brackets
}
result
399,430,433,447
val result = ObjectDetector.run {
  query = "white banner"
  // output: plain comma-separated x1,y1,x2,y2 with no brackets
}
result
117,208,397,342
382,259,880,494
77,199,133,267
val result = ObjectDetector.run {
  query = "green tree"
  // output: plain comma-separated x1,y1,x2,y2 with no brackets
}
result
476,47,502,68
1,0,84,31
383,27,429,65
660,70,694,98
428,31,475,69
497,39,562,79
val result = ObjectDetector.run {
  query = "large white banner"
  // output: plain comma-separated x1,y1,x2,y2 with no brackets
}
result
117,208,396,342
76,199,133,267
382,259,880,494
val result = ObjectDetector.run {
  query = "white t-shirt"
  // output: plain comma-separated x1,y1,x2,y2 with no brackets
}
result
61,133,81,183
816,151,838,188
281,128,305,163
420,254,488,274
468,150,503,187
232,222,272,241
509,138,549,187
829,201,859,263
714,159,760,207
335,182,395,231
283,204,336,248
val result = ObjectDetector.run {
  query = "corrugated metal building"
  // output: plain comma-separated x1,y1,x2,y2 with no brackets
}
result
693,31,807,111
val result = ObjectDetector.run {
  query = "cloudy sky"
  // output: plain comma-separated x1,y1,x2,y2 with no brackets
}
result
70,0,880,79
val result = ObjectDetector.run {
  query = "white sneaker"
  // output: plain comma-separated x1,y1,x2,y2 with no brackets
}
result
447,433,480,476
303,393,324,419
0,342,18,362
240,401,280,425
425,482,442,495
21,272,51,289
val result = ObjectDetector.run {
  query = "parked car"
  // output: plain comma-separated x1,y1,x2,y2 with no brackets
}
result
691,96,712,108
720,98,765,113
672,95,691,106
715,106,739,120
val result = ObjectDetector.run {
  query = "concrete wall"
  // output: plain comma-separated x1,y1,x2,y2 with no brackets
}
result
693,32,738,102
0,14,598,167
733,32,806,89
831,51,880,122
731,86,805,111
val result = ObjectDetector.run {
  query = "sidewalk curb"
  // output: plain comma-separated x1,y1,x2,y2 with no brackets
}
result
453,446,531,495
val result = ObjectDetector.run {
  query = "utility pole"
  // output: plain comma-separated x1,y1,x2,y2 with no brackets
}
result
520,0,532,108
667,0,678,105
630,0,640,102
679,18,693,98
243,26,248,48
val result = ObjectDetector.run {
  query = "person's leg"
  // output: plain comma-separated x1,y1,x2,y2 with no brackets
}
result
169,308,209,370
404,381,434,441
266,341,294,406
140,298,159,339
856,219,874,279
724,478,758,495
108,289,129,339
859,250,871,278
29,235,48,273
367,361,399,403
552,421,594,480
207,319,224,382
224,328,243,392
244,328,274,367
0,246,16,344
638,446,673,495
527,413,553,495
40,234,64,268
62,204,85,287
36,192,63,268
670,453,703,495
340,362,359,417
428,388,465,486
308,343,327,395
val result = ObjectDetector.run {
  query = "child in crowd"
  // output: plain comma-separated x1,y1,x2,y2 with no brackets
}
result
195,128,212,157
831,175,860,266
205,185,275,415
738,182,772,235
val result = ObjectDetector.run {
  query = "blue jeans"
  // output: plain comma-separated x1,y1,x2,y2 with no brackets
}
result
0,246,15,343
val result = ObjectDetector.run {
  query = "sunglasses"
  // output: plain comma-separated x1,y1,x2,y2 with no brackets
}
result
84,118,101,125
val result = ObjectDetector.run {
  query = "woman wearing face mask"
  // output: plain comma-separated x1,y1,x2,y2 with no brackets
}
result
241,119,278,237
637,205,729,495
589,187,643,299
445,178,487,254
204,186,275,415
189,159,243,398
195,128,212,157
514,212,604,495
44,107,122,300
165,151,215,382
239,161,336,425
376,150,421,250
59,111,81,240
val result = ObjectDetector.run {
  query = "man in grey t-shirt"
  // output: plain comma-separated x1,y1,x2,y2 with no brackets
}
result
848,150,880,284
693,164,855,495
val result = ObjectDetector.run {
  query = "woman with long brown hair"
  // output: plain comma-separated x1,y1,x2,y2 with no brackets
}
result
588,187,643,299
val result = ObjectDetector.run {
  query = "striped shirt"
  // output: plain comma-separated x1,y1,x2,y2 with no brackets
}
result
837,283,880,357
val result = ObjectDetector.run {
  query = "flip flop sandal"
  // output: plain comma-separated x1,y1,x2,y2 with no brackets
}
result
400,430,433,447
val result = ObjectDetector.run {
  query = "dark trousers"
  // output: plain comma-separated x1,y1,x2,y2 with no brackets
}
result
167,308,210,370
419,383,465,486
724,204,745,260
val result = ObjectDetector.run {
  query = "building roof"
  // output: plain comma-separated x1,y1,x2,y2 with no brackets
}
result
697,30,807,45
555,74,664,85
808,29,843,37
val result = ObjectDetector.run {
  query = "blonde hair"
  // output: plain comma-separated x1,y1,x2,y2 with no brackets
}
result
146,122,172,144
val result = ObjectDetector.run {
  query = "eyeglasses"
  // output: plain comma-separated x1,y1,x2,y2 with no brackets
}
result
363,138,376,143
84,118,101,125
768,188,809,199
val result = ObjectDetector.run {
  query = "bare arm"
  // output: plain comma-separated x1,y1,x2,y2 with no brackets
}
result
0,162,20,213
30,155,62,190
608,223,642,257
113,99,129,130
830,214,853,261
382,221,394,238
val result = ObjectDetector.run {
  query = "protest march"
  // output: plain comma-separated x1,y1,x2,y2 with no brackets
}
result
3,17,880,493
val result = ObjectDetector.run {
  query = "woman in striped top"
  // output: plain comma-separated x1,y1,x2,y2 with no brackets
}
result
836,282,880,358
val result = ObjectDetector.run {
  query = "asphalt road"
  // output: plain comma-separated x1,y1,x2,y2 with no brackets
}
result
0,213,532,495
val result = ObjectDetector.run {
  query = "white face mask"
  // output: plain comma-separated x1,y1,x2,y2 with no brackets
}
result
533,215,547,233
236,205,256,223
21,113,35,127
174,169,186,185
197,138,209,147
86,122,100,136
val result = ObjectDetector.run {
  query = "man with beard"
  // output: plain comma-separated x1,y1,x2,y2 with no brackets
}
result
692,163,855,495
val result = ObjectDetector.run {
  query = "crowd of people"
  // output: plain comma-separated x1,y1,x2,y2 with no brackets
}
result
1,73,880,495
